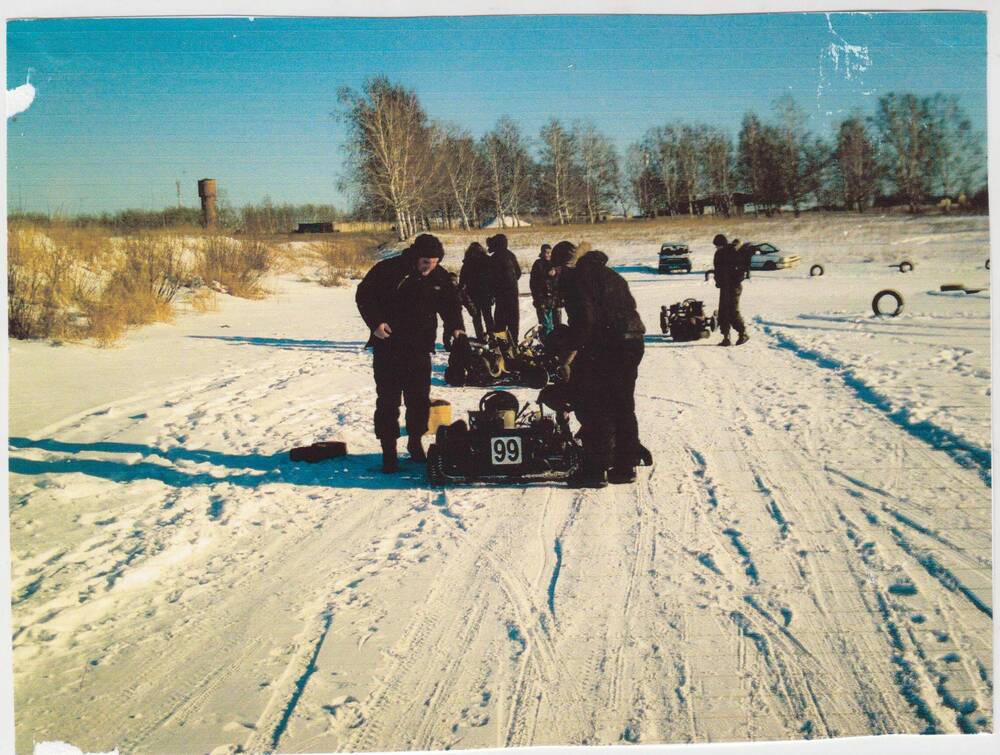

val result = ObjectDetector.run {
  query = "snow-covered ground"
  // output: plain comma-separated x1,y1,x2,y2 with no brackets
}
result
6,215,993,753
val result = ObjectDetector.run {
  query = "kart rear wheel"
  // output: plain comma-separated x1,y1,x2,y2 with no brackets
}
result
427,444,446,487
810,264,824,277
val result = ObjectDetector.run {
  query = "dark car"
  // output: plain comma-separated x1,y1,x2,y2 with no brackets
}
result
658,242,692,274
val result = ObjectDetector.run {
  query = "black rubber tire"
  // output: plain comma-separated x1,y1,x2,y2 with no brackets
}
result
764,261,777,271
427,445,446,487
809,264,824,277
872,289,904,317
986,259,990,270
940,283,965,292
898,260,913,273
704,269,714,282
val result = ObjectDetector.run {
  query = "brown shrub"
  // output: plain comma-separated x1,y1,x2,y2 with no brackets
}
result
315,232,388,286
195,235,273,298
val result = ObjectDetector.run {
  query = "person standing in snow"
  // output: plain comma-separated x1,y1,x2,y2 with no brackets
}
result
550,240,646,488
459,241,495,340
530,243,562,336
487,234,522,340
356,234,465,473
712,233,750,347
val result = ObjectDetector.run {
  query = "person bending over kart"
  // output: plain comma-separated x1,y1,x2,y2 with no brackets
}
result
356,234,465,473
459,241,495,340
712,233,750,347
551,240,646,488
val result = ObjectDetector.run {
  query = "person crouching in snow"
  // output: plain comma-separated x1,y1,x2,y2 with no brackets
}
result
550,240,646,488
356,234,465,473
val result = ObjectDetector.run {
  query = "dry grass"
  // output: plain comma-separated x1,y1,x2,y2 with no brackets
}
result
7,222,277,345
193,235,273,299
312,232,390,286
84,234,187,346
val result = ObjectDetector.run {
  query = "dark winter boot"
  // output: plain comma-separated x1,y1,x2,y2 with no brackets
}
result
735,332,750,346
407,438,426,463
607,466,637,485
718,336,732,347
381,439,399,473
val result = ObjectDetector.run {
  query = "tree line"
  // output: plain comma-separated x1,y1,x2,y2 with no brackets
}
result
339,77,986,239
9,200,340,234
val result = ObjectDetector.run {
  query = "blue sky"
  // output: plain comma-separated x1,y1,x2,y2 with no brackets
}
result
6,12,987,214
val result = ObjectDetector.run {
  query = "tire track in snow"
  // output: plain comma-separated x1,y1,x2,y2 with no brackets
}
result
761,322,991,487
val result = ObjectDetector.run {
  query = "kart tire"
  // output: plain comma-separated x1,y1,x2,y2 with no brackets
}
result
705,269,714,282
809,264,824,277
872,289,904,317
427,445,446,487
986,258,990,270
940,283,965,291
898,260,913,273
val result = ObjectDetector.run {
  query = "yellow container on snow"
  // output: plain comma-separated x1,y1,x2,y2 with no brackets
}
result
426,399,452,435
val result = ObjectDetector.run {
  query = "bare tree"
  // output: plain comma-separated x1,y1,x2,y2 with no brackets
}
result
702,127,736,216
835,116,881,212
538,119,576,224
481,117,533,227
871,93,936,213
625,143,659,217
926,94,984,197
676,125,704,216
338,77,435,239
436,124,485,229
773,95,828,216
573,121,620,223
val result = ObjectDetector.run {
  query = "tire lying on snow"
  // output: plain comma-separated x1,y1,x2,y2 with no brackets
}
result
809,264,824,277
898,260,914,273
940,283,965,292
872,289,904,317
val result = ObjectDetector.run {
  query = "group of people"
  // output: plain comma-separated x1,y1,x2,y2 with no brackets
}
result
355,233,647,488
456,233,523,341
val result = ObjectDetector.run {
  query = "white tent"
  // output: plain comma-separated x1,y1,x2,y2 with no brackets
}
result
481,215,531,229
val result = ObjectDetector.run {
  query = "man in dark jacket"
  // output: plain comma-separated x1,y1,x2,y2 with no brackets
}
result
529,243,562,336
712,233,750,346
356,234,465,472
459,241,494,340
551,240,646,488
487,233,522,339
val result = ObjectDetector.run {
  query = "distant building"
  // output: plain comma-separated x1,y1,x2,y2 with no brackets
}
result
295,222,336,234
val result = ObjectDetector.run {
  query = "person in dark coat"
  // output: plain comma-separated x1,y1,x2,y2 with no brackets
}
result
712,233,750,346
529,243,562,336
487,234,522,340
551,240,646,488
458,241,495,340
356,234,465,472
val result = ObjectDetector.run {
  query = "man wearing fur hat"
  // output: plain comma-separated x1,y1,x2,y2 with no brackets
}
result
550,240,646,488
356,234,465,472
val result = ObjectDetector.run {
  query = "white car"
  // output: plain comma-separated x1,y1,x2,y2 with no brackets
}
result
748,242,801,271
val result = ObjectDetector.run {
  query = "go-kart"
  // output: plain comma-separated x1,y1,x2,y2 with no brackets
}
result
427,390,580,486
660,299,718,342
444,325,565,388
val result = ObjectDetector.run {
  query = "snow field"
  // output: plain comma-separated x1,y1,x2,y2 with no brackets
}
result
7,214,993,752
